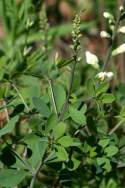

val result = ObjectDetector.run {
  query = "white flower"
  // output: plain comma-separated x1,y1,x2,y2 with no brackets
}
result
119,6,124,11
110,25,115,32
103,12,114,20
106,72,114,79
96,72,107,81
100,31,111,38
118,26,125,33
85,51,99,69
96,72,114,81
112,44,125,56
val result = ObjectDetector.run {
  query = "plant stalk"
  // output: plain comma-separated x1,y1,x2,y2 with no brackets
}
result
59,56,77,121
11,82,30,113
48,79,59,117
29,161,42,188
102,1,124,71
3,100,9,122
109,120,124,135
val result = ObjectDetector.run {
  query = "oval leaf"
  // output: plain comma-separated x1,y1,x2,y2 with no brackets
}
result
0,116,19,137
32,97,51,117
0,169,28,187
69,106,86,125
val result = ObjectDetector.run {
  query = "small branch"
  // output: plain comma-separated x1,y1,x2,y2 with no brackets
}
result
59,13,81,121
102,2,124,71
29,161,42,188
109,120,124,135
11,82,30,113
84,125,91,136
59,57,77,121
48,79,59,117
3,100,9,122
10,148,33,172
123,0,125,7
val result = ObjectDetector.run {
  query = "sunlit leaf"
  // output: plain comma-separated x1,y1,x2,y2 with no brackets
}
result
0,116,19,137
0,169,28,187
69,106,86,125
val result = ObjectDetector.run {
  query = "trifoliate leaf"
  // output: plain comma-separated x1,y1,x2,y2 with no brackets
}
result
105,146,118,157
69,106,86,125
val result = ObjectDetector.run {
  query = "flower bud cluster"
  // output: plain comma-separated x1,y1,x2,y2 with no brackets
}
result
72,14,81,60
39,4,50,53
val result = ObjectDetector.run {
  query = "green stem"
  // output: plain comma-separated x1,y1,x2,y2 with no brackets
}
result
3,100,9,122
29,161,42,188
1,0,9,34
102,2,124,71
48,79,59,117
109,120,124,135
59,56,77,121
11,82,30,113
9,147,33,173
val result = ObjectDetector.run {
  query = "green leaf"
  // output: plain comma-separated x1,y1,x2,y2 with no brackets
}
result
53,122,66,140
98,138,110,148
97,119,108,134
86,79,95,97
68,157,80,171
96,82,109,96
52,85,66,112
32,97,51,117
45,114,58,134
105,146,118,157
118,106,125,120
72,138,81,146
80,104,87,114
0,116,19,137
101,94,115,104
57,136,74,147
55,146,68,161
57,59,74,68
69,106,86,125
23,134,48,167
103,159,112,172
107,179,117,188
89,147,97,158
0,83,8,99
97,157,111,172
97,157,106,166
0,169,28,187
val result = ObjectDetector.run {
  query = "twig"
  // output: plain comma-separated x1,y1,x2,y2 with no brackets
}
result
59,13,81,121
84,125,91,136
29,161,42,188
109,120,124,135
3,100,9,122
9,148,33,173
102,1,124,71
11,82,30,113
48,79,59,117
59,57,77,121
123,0,125,7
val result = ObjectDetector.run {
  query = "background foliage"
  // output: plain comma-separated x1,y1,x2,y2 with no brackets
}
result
0,0,125,188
